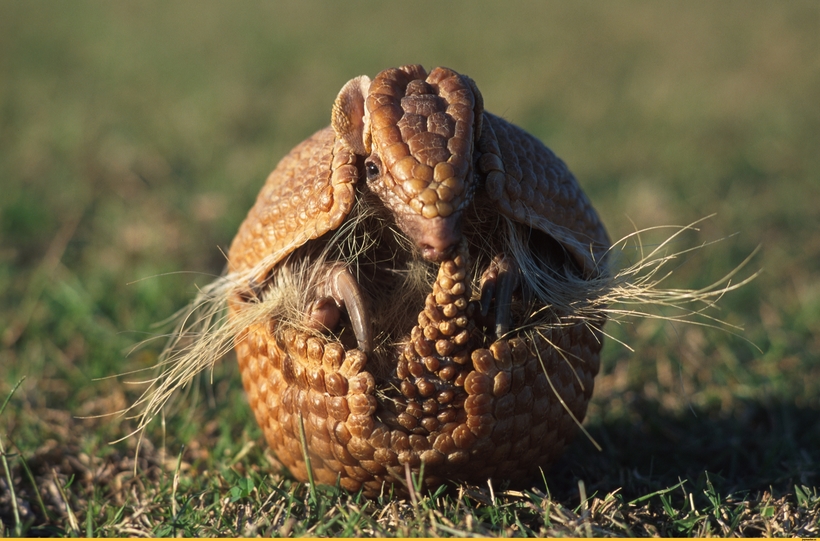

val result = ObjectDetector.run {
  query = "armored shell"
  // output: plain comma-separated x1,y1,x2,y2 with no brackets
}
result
228,65,610,497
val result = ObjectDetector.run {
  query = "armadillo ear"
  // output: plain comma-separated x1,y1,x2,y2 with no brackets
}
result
331,75,372,156
462,75,484,140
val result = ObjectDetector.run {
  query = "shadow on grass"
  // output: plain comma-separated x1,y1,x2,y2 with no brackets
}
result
542,396,818,503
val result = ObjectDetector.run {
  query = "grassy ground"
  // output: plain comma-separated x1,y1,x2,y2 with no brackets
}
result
1,1,818,536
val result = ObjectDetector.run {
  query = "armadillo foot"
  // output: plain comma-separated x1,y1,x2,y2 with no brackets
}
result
309,263,373,352
478,254,521,339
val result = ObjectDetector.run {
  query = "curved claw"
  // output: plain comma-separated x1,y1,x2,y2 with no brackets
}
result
479,273,495,318
306,297,342,333
314,263,373,353
479,255,520,339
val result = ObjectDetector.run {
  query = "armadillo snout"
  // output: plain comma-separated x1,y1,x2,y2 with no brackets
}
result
402,214,462,262
419,237,458,262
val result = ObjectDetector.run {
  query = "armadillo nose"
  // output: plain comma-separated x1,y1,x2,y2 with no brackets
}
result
400,214,463,262
420,242,456,262
417,228,460,262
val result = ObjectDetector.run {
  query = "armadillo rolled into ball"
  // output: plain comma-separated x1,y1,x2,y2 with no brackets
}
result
228,65,610,497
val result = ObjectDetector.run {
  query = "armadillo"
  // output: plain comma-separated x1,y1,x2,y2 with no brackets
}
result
227,65,610,497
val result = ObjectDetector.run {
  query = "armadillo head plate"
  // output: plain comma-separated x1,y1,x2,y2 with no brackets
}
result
332,65,485,261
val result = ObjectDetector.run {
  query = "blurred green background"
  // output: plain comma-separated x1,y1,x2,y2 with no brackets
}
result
1,0,818,521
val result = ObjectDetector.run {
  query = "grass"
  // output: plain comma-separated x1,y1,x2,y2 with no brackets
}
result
1,0,818,536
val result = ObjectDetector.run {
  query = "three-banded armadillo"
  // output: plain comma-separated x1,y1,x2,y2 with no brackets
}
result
228,65,610,497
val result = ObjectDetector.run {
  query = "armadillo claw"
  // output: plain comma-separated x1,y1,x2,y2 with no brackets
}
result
479,254,521,338
316,263,373,353
305,297,342,334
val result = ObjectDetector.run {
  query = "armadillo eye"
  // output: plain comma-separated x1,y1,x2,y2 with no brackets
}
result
365,161,380,180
